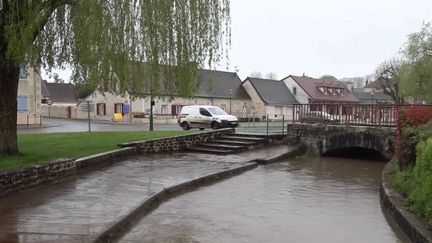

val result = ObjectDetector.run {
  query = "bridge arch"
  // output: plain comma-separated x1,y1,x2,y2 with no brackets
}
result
286,124,395,159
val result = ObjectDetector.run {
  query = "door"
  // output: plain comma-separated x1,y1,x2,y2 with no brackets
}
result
198,108,213,127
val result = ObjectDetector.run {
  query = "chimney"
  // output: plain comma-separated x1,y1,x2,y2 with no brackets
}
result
365,80,369,87
302,72,306,77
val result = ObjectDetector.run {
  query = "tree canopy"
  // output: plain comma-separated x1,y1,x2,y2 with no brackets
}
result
2,0,230,96
399,22,432,102
0,0,231,155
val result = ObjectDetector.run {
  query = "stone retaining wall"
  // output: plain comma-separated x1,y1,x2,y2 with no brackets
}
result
380,162,432,243
119,128,234,153
0,147,136,198
0,130,233,198
0,159,78,198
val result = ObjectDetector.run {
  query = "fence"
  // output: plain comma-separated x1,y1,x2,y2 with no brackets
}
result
292,103,432,127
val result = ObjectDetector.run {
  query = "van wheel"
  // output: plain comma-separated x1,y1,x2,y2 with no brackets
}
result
199,128,205,130
181,122,190,130
211,122,219,130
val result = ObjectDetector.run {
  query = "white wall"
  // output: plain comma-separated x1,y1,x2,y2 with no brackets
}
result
282,76,310,104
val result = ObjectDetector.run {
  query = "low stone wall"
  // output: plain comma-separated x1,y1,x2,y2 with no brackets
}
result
0,130,232,198
0,159,78,198
380,162,432,243
119,128,235,153
0,147,136,198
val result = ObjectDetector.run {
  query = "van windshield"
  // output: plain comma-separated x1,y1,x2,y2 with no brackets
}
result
207,107,227,115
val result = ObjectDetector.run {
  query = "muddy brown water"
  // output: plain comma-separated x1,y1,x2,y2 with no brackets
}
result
121,156,410,243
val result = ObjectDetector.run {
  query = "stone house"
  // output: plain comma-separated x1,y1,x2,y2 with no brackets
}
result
41,81,80,118
17,66,42,125
242,77,298,120
75,69,252,123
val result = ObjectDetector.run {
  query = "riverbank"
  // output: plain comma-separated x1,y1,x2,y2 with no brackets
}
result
381,161,432,243
0,131,198,169
0,145,302,242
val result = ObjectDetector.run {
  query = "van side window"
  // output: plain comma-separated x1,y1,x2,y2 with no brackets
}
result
199,108,212,117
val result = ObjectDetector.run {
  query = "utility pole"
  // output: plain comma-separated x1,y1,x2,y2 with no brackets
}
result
229,89,233,114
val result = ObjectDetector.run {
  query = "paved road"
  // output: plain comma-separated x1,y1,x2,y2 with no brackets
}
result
0,146,295,242
17,118,180,134
18,118,285,134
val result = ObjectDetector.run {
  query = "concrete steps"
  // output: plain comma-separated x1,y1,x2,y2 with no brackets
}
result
186,133,272,154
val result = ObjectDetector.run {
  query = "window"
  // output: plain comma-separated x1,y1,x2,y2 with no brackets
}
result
17,96,28,112
293,87,297,95
171,105,183,116
199,108,212,116
161,105,167,114
97,103,106,115
114,103,123,114
19,64,27,79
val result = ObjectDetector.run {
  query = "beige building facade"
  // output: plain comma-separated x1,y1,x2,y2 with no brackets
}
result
17,66,42,125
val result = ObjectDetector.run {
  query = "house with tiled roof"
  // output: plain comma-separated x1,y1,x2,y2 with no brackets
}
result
242,77,298,120
40,81,80,118
282,75,359,116
282,75,359,104
352,88,394,104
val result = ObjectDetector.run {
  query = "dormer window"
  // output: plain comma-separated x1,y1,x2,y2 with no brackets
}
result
318,87,325,93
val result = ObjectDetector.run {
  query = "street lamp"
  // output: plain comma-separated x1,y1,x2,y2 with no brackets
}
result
229,89,233,114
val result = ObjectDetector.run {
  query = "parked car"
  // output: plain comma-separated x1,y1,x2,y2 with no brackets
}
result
299,111,339,124
178,105,239,130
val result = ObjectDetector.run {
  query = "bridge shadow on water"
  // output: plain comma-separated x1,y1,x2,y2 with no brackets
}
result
322,147,388,162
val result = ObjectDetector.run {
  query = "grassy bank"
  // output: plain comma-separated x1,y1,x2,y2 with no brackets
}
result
392,122,432,222
0,131,198,170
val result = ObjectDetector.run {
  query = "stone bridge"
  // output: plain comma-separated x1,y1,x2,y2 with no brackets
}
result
285,124,396,158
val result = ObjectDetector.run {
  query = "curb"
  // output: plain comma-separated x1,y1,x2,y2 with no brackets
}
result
92,145,304,243
76,147,136,168
380,162,432,243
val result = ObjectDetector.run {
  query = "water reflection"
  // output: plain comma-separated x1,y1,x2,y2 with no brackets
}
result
121,157,409,243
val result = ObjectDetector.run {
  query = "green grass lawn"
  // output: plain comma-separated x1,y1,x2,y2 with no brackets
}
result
0,130,198,170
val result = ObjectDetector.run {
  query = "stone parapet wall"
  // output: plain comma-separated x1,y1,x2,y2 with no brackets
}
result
119,128,235,153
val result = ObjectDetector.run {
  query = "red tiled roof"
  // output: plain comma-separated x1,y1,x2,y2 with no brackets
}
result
290,75,359,103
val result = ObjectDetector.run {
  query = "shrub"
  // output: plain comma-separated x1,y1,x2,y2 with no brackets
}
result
405,138,432,221
396,106,432,169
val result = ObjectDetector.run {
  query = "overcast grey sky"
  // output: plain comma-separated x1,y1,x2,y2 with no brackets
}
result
227,0,432,80
45,0,432,82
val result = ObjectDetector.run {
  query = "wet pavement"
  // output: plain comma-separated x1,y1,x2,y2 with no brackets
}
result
0,145,294,242
18,118,284,134
120,156,410,243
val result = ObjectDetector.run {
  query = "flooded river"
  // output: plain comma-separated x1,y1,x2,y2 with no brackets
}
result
121,156,409,243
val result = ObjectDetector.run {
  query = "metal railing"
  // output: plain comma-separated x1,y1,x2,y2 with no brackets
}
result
291,103,432,127
239,113,289,136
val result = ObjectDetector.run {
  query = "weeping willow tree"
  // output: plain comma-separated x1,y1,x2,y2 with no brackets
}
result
0,0,230,155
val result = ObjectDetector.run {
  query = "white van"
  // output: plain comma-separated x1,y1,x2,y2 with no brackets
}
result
178,105,238,130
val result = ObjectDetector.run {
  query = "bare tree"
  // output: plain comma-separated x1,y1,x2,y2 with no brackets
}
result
265,72,278,80
374,58,404,103
250,71,263,78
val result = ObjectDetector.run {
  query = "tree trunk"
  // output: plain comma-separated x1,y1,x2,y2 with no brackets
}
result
0,64,19,155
